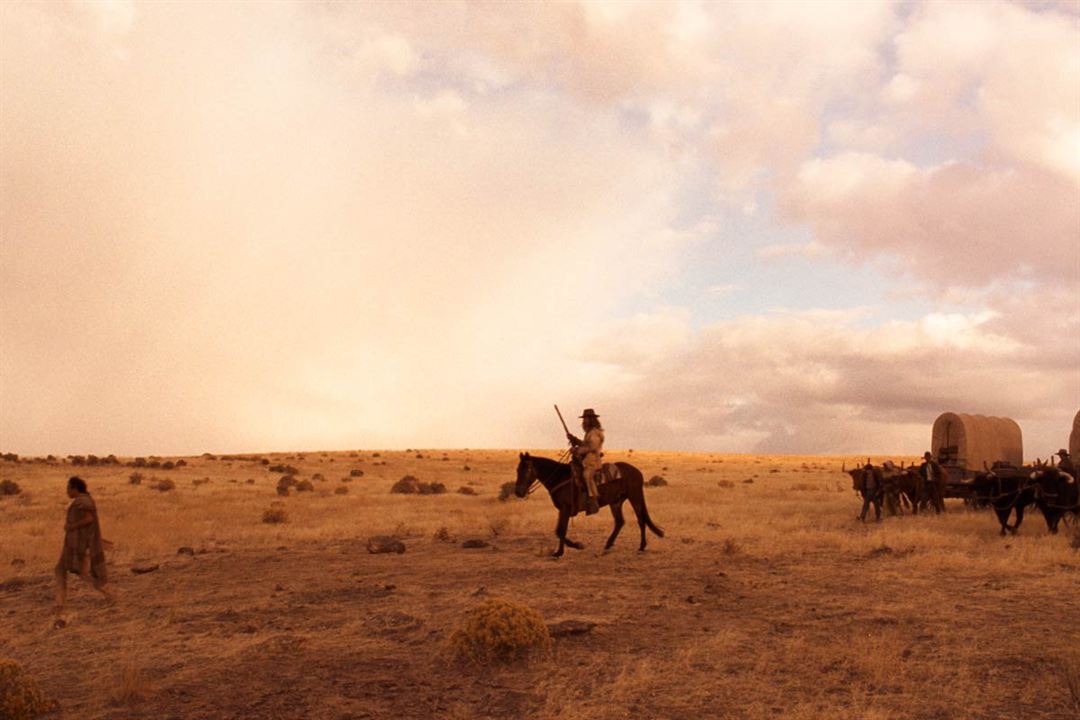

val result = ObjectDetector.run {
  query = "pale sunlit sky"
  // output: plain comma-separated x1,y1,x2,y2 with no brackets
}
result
1,0,1078,457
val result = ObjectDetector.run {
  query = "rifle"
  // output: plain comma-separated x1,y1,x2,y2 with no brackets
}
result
554,404,575,446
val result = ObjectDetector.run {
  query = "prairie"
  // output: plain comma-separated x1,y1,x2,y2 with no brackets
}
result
1,450,1077,720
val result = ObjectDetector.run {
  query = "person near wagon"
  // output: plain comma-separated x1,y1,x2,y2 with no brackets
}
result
1057,449,1076,478
567,408,604,515
857,462,882,522
918,451,946,513
54,476,114,615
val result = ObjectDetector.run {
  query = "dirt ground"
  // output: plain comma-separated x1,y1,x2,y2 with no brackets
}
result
1,450,1078,719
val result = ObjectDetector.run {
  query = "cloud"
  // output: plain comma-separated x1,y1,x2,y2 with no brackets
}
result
781,153,1079,286
0,0,1076,456
588,306,1079,455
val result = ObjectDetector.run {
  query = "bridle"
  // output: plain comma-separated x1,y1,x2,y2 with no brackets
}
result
520,456,573,496
521,459,543,495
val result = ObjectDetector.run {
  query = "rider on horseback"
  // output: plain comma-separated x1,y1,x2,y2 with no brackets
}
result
567,408,604,516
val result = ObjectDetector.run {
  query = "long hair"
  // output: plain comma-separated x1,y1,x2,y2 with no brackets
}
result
584,416,603,432
68,476,88,493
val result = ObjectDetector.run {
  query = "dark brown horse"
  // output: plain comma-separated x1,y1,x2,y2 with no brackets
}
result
515,453,664,557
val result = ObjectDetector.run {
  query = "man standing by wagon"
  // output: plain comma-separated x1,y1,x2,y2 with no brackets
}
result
1057,449,1075,478
918,451,946,513
567,408,604,515
858,463,882,522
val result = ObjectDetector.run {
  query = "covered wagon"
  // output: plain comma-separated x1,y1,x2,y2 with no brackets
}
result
930,413,1023,496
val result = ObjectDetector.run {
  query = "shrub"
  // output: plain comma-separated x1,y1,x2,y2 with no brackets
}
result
262,507,288,524
716,480,735,489
448,598,551,662
276,476,297,497
646,476,668,487
0,453,18,462
417,482,447,495
350,469,364,477
458,486,477,496
294,479,314,493
391,476,420,494
128,473,143,485
152,479,175,492
269,464,298,475
162,461,175,470
192,478,210,487
0,479,22,496
175,459,187,467
334,486,349,495
498,482,517,501
109,660,149,705
0,658,54,719
312,473,325,481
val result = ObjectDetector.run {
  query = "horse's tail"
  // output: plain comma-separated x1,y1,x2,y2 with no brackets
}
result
641,498,665,538
635,473,665,538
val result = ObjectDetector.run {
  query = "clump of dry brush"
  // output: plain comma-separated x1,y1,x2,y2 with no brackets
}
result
448,598,551,662
0,658,55,720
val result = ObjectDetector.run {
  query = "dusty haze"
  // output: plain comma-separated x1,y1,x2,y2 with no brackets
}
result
1,1,1078,457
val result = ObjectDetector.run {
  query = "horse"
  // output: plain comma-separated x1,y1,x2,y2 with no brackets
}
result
514,453,664,557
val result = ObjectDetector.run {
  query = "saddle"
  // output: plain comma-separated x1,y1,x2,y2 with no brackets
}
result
569,464,621,515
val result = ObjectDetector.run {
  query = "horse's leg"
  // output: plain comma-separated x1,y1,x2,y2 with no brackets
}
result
553,508,569,558
1013,503,1025,533
604,500,626,551
627,489,648,551
995,506,1011,535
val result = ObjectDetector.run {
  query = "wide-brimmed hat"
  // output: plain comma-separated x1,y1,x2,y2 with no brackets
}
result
923,451,933,459
1058,448,1070,456
579,408,600,419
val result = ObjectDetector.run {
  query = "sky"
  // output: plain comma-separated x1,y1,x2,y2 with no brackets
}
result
1,0,1078,458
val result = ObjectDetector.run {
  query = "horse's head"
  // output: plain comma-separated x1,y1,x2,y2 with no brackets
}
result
515,452,538,498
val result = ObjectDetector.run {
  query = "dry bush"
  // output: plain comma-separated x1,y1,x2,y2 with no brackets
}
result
128,473,143,485
262,507,288,524
276,476,297,497
433,526,453,542
448,598,551,662
151,478,175,492
0,479,22,496
498,482,517,501
294,479,314,493
109,661,149,705
417,482,447,495
391,476,420,494
457,486,477,496
334,486,348,496
647,475,668,487
312,473,325,481
192,478,210,487
716,480,735,489
0,658,54,719
1065,654,1080,716
349,469,364,477
269,464,298,475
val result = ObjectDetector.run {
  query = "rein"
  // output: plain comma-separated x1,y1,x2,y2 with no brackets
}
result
524,458,573,496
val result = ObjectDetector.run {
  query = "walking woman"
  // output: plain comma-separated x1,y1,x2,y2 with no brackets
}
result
54,476,114,615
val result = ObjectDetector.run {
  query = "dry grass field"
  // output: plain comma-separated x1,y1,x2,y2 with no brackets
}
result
1,450,1078,720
